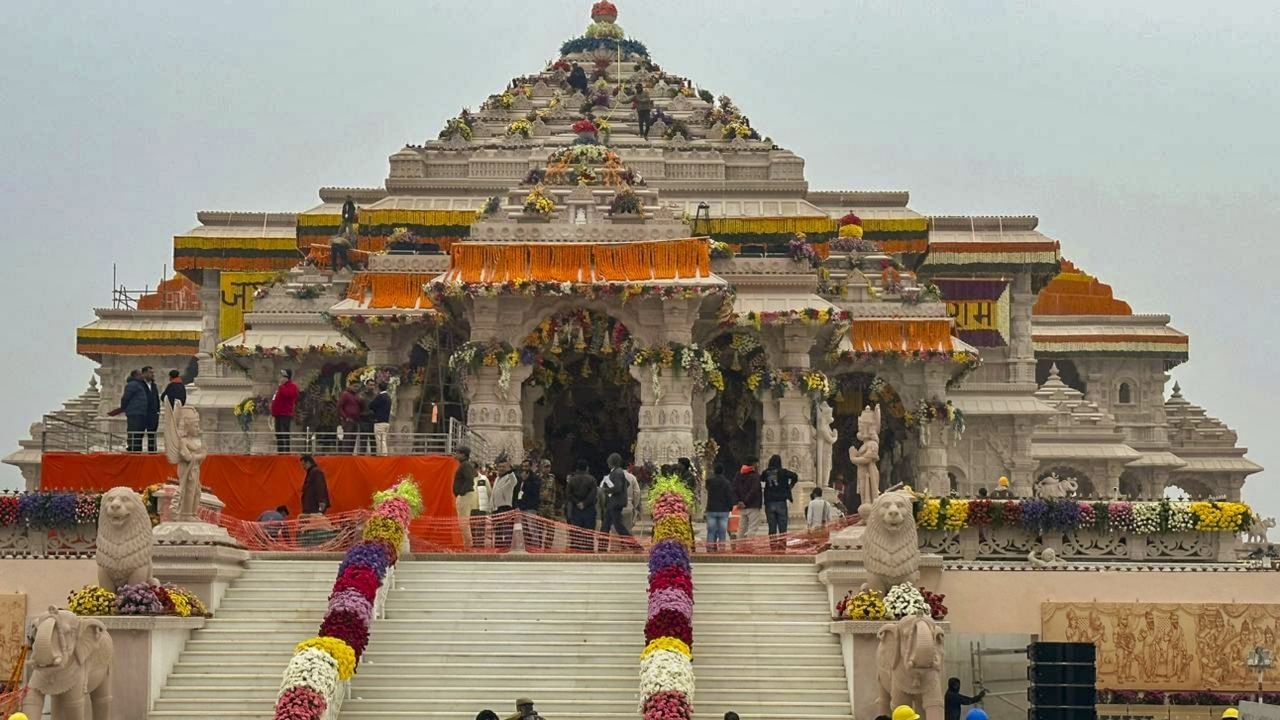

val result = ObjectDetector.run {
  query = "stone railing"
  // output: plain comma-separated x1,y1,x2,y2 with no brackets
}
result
0,523,97,557
918,526,1236,563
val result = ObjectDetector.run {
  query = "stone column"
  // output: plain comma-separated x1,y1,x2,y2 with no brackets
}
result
464,364,530,463
915,365,952,496
195,269,221,379
1008,273,1036,385
1010,418,1037,497
760,388,816,519
631,366,695,466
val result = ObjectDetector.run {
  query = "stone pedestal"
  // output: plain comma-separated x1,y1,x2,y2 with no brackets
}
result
99,615,205,720
816,544,945,614
151,486,226,522
828,619,949,720
151,538,249,613
630,367,695,465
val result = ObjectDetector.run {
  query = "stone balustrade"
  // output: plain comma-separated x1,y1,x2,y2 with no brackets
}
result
0,522,97,557
918,526,1237,563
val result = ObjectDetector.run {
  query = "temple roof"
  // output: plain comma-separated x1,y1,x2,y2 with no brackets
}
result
1033,260,1133,316
1164,383,1262,475
76,309,201,361
1032,314,1189,366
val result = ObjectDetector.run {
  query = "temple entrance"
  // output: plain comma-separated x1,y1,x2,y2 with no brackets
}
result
521,309,640,478
827,373,914,492
705,333,766,473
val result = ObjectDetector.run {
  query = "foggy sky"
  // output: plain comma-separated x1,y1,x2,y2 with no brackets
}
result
1,1,1275,516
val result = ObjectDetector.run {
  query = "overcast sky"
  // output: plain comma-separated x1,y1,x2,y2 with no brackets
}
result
1,1,1275,515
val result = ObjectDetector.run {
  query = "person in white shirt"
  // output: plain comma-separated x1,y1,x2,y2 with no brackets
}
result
491,456,518,550
806,486,839,530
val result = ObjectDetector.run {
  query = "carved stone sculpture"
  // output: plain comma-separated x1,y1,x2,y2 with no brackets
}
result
814,403,838,489
22,608,113,720
96,486,155,590
1028,547,1063,568
849,404,882,506
1246,515,1276,544
1035,473,1079,499
859,490,920,593
164,401,207,522
876,615,946,720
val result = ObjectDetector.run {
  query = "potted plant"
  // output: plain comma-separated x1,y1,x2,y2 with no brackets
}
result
522,185,555,221
572,118,599,142
609,187,642,218
507,119,533,139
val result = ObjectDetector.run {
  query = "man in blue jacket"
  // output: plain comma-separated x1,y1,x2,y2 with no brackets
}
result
119,370,149,452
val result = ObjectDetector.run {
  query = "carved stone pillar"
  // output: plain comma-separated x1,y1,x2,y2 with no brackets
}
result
464,364,531,463
761,387,816,518
195,270,221,379
691,387,715,444
914,366,951,496
1011,418,1037,497
631,366,695,466
1008,273,1036,385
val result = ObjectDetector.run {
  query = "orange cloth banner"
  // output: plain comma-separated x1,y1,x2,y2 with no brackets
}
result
40,453,460,533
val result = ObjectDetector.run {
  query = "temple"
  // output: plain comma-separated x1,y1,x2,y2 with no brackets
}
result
4,5,1277,720
7,8,1258,507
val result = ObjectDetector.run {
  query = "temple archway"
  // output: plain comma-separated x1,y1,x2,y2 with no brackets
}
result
521,308,640,477
704,332,766,473
826,373,913,493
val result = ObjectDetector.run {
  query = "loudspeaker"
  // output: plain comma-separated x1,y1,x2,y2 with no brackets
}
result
1026,641,1097,720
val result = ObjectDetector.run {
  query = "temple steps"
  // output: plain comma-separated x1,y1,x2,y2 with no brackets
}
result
149,558,850,720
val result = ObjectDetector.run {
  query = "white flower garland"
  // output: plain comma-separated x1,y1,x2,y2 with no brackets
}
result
1168,502,1196,533
1133,502,1161,535
279,646,339,699
639,649,695,701
884,583,928,619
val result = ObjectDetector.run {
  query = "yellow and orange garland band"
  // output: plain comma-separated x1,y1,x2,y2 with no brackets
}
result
446,238,711,284
346,272,437,310
849,319,954,353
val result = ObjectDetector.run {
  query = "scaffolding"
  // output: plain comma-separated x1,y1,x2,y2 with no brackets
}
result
971,637,1031,718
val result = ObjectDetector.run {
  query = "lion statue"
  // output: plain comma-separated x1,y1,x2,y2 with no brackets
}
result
860,490,920,593
96,486,155,591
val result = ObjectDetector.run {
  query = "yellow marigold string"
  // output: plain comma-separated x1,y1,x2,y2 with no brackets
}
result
363,516,406,548
642,637,692,660
296,636,357,681
653,516,694,547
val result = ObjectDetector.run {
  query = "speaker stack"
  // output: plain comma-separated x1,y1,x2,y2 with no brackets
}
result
1026,641,1097,720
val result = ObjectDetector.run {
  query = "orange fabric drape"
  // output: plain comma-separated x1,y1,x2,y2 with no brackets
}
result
447,238,709,284
850,319,954,353
40,453,460,531
345,272,435,309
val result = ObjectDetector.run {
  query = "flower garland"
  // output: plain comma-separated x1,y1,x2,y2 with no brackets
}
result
523,185,556,217
835,589,887,621
914,498,1254,536
429,280,729,303
217,344,362,362
641,475,695,719
67,582,208,617
506,119,533,139
272,477,422,720
0,491,100,529
884,583,929,619
630,343,725,395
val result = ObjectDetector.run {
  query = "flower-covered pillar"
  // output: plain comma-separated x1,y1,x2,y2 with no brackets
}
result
464,363,531,464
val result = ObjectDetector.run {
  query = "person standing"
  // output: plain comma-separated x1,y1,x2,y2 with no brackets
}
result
356,379,377,455
944,677,986,720
633,85,654,139
566,459,598,552
370,381,392,455
537,459,562,523
704,463,735,552
271,369,300,453
566,63,589,95
990,476,1014,499
516,459,545,549
119,369,149,452
339,194,358,237
762,454,799,550
452,446,478,547
806,486,838,530
491,456,518,551
140,366,161,452
299,454,330,515
338,379,362,455
160,369,186,409
599,453,634,550
732,457,763,544
471,468,492,549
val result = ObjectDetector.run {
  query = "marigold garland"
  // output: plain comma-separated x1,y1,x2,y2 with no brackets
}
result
653,516,694,547
361,516,406,550
296,636,357,681
642,637,692,660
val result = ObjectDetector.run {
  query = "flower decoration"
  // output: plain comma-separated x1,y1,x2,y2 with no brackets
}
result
273,686,328,720
280,647,339,700
507,119,533,139
523,185,556,217
67,585,116,616
296,637,357,682
643,689,693,720
642,472,695,713
788,232,820,267
884,583,928,619
919,588,948,620
113,583,163,615
839,589,887,621
572,118,599,135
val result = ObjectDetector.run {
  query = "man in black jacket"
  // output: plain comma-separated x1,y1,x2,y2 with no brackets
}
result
160,369,186,408
732,457,763,544
566,459,598,551
944,677,986,720
704,463,735,552
370,382,392,455
516,459,546,548
300,454,330,515
762,454,799,550
119,370,149,452
599,453,634,549
141,366,161,452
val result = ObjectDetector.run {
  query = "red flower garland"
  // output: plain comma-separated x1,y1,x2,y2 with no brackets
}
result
319,610,370,660
648,566,693,597
642,689,693,720
273,686,327,720
645,608,693,646
331,565,379,604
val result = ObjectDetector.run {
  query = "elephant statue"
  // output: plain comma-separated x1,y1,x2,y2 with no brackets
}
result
875,615,945,720
23,607,113,720
1035,473,1079,499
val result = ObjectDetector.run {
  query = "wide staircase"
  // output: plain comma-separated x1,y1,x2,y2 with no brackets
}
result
148,558,339,719
341,559,850,720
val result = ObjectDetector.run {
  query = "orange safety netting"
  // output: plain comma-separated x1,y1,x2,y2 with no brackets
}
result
849,318,954,353
0,687,25,716
406,509,857,556
345,271,436,309
447,238,711,284
198,507,372,552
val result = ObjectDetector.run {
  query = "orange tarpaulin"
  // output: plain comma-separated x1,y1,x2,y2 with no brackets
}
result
40,453,461,547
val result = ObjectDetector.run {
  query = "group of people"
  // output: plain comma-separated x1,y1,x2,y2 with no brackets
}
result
116,366,186,452
269,369,393,455
452,447,561,551
561,63,655,140
704,455,842,551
